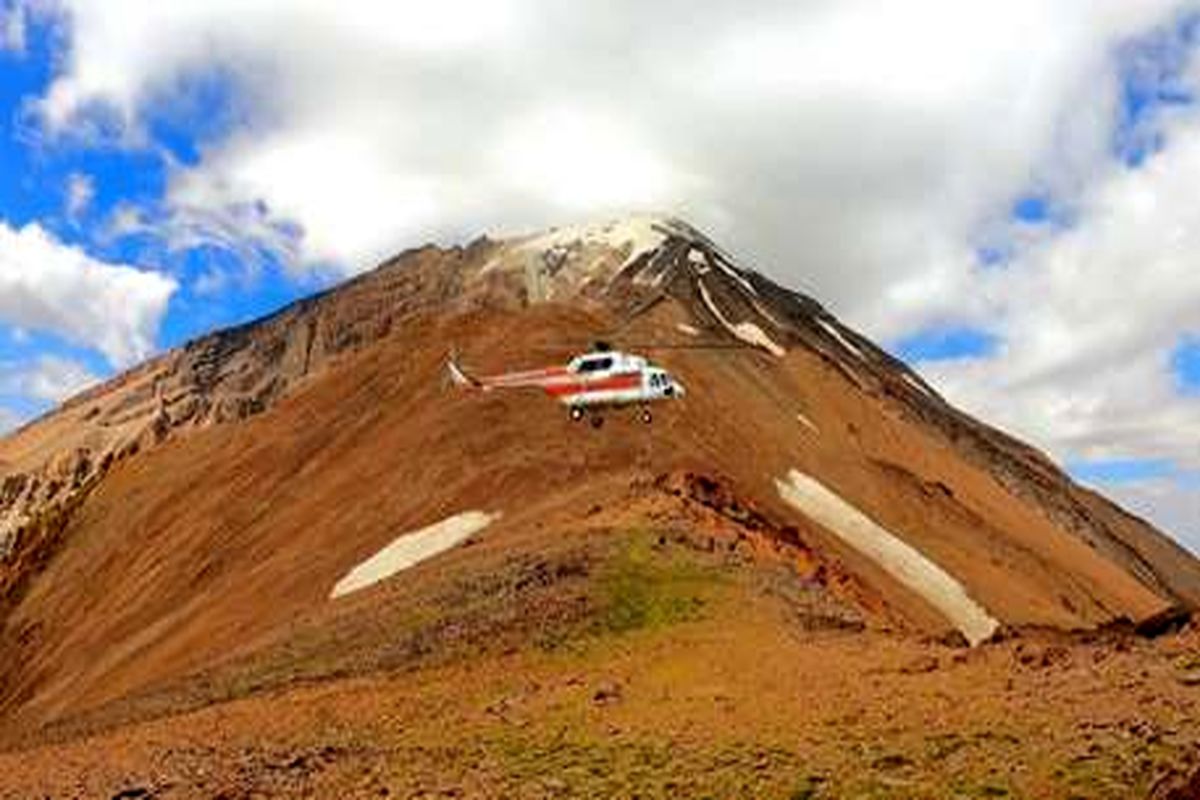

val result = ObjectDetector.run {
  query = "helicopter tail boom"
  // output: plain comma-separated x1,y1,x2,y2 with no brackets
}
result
447,356,483,389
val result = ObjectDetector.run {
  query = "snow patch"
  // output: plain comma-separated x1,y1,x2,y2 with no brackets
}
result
775,471,999,646
711,254,758,297
489,215,678,300
902,372,936,399
818,319,864,360
732,323,785,358
687,247,750,283
331,511,499,599
697,280,786,357
631,247,673,287
515,214,670,272
524,259,547,302
679,227,757,297
748,295,783,327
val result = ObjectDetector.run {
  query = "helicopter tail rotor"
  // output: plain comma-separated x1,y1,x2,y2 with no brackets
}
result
446,351,483,389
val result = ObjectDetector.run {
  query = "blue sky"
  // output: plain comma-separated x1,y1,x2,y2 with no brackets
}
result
897,11,1200,522
895,327,999,363
0,10,318,420
0,1,1199,549
1175,337,1200,392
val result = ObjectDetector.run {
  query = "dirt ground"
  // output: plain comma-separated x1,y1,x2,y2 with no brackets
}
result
2,232,1200,799
2,531,1198,800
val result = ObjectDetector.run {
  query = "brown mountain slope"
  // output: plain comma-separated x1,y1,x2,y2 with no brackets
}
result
1,215,1199,796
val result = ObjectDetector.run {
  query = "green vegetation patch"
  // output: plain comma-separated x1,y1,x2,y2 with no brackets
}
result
1051,732,1182,800
1176,651,1200,671
590,533,721,637
484,732,811,799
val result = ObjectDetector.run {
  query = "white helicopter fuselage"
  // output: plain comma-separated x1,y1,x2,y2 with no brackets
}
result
447,349,686,418
553,351,685,409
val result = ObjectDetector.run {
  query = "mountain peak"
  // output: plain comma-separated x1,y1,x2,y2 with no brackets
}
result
502,211,696,246
3,215,1200,793
478,212,710,302
2,214,1199,671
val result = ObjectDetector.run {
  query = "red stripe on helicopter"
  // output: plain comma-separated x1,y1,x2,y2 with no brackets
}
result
541,373,643,397
480,366,571,387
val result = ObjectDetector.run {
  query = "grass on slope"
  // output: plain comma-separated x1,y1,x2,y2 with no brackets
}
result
38,527,733,740
527,533,719,652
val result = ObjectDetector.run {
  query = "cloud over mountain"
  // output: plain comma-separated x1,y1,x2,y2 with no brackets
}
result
0,222,176,367
9,0,1200,547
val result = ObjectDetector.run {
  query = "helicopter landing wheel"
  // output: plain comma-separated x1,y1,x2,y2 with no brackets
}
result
590,415,605,429
640,408,653,425
570,406,585,422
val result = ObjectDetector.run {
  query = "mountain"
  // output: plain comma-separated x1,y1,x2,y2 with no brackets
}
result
1,214,1199,798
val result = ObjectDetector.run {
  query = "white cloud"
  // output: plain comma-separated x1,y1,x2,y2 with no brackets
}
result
18,0,1200,548
1105,480,1200,556
65,172,94,220
489,106,687,215
0,353,98,402
30,0,526,136
0,2,25,54
26,0,1184,282
0,222,177,366
909,83,1200,550
102,203,150,240
919,103,1200,470
0,406,21,434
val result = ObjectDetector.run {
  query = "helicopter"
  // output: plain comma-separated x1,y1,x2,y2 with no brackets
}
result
447,343,687,427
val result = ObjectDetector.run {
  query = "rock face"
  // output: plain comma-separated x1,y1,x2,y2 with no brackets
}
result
1,214,1198,731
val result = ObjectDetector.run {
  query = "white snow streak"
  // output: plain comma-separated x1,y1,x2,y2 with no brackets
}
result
902,372,936,399
711,255,758,297
775,470,999,645
697,279,786,357
818,318,864,360
748,295,784,327
331,511,499,598
732,322,785,357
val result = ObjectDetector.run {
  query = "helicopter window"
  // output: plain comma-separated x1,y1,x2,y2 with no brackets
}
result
577,357,613,373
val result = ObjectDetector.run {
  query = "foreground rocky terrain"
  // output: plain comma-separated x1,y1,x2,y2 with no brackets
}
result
1,215,1198,798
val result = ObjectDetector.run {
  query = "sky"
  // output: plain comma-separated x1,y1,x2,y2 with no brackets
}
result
0,1,1199,551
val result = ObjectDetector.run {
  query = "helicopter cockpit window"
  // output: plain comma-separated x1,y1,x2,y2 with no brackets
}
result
577,357,613,373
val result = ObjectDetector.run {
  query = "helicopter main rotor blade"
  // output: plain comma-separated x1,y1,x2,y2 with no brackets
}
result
530,339,760,352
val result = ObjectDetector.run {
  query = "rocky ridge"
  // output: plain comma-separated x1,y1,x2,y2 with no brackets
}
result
7,214,1196,617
